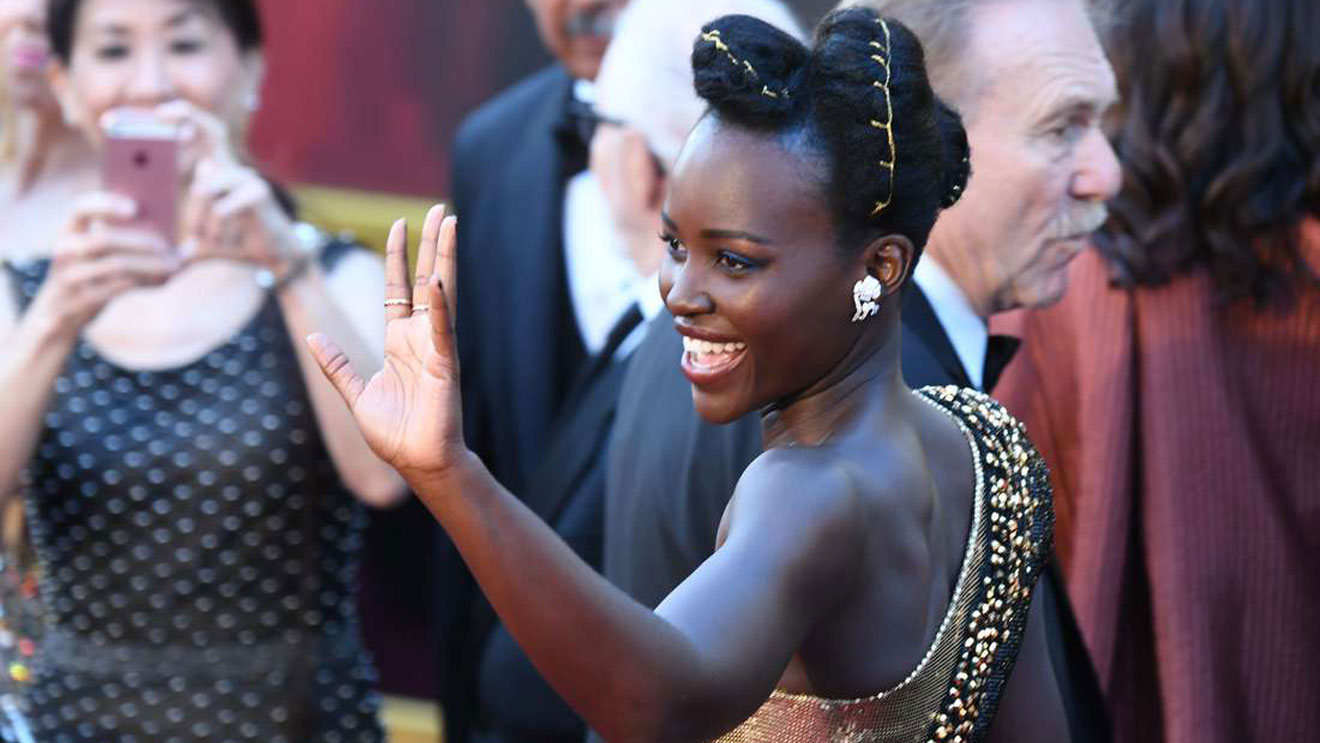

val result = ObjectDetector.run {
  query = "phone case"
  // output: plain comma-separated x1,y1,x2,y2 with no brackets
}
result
101,129,180,246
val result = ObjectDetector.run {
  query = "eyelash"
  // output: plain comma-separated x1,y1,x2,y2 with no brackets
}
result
660,232,686,259
1049,117,1089,144
171,39,205,54
716,251,759,274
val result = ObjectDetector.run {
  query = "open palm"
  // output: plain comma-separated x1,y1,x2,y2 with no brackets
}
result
307,206,467,479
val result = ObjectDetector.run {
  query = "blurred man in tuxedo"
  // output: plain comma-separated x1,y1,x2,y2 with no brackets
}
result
443,2,627,741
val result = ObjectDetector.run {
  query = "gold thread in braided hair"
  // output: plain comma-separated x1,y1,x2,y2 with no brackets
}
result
868,19,897,217
700,29,789,100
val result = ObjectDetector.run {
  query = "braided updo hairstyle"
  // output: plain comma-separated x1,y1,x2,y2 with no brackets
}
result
692,7,969,260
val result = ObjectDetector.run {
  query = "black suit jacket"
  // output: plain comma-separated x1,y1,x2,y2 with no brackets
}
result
603,285,1110,743
475,345,635,743
442,65,589,743
452,65,587,493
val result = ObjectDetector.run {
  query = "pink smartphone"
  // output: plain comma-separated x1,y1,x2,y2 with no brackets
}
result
101,111,182,246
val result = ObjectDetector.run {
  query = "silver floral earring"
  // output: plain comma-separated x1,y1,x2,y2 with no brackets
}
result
851,275,883,322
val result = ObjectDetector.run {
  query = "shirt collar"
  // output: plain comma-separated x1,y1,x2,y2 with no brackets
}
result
912,257,989,389
573,79,597,105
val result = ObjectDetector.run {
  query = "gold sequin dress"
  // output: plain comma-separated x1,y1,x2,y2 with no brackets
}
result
715,386,1054,743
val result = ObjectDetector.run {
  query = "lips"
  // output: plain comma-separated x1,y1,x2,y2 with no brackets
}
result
680,335,748,385
10,46,49,72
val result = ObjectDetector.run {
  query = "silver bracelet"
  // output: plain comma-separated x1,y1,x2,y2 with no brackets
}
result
254,222,326,292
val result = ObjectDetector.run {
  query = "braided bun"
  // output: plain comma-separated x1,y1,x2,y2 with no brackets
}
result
692,15,808,126
936,100,971,208
691,7,973,257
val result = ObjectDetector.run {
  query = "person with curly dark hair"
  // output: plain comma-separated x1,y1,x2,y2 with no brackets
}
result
311,8,1071,743
994,0,1320,741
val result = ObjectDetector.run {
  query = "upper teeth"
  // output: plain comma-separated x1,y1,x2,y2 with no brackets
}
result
683,337,747,355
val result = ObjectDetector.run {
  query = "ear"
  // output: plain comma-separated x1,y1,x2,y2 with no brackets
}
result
860,234,916,297
591,125,663,222
239,50,266,108
622,134,665,211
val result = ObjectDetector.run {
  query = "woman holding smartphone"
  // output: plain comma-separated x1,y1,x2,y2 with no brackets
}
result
0,0,404,740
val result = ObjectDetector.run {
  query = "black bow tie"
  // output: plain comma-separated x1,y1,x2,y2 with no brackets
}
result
556,95,598,151
983,334,1021,393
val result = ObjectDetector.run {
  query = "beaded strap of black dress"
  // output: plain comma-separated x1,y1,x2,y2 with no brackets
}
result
3,244,383,743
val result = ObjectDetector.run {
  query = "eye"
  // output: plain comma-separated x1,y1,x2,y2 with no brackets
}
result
715,250,760,275
1047,116,1089,145
660,233,687,261
169,38,206,55
94,44,130,60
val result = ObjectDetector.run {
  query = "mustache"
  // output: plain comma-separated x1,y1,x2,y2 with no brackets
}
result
1048,201,1109,240
563,4,618,38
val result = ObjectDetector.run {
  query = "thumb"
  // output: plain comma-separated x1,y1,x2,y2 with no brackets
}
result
305,333,367,407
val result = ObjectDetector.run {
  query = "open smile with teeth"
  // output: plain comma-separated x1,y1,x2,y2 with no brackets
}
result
682,336,748,375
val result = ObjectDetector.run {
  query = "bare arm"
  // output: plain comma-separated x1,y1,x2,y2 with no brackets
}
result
0,194,179,498
165,98,408,508
274,249,407,507
0,284,79,499
984,583,1072,743
412,449,859,743
307,210,862,743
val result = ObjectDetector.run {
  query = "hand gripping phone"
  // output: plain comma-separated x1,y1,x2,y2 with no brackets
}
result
100,110,182,246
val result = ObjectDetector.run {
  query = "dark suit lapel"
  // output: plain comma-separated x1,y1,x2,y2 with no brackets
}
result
528,359,630,526
495,71,585,488
901,284,974,388
528,307,642,525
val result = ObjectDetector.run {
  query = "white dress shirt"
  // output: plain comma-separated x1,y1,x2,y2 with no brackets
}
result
562,171,649,356
912,257,988,390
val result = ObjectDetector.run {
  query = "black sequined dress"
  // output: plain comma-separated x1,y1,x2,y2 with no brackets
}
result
3,255,384,743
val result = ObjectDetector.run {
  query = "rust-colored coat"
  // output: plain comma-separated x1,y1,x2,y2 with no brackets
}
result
993,224,1320,743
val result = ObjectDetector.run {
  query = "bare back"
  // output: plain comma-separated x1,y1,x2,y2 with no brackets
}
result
711,387,1068,743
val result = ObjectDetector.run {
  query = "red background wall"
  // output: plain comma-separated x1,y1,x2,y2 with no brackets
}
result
248,0,541,198
247,0,833,199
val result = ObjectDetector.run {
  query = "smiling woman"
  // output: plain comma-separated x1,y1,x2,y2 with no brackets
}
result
311,7,1068,743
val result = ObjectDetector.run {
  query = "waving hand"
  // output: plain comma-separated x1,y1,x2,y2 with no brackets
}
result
306,205,466,479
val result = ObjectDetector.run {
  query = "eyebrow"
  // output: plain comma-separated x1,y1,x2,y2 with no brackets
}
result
92,7,203,35
166,7,205,29
1043,85,1120,120
660,212,773,245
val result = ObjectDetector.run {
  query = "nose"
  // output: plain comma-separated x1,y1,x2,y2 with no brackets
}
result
660,258,714,318
1070,126,1123,202
123,49,176,108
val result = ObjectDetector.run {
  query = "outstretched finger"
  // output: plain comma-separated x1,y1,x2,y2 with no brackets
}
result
306,333,368,408
413,204,445,307
384,219,412,321
426,276,457,370
436,215,458,322
69,192,137,233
